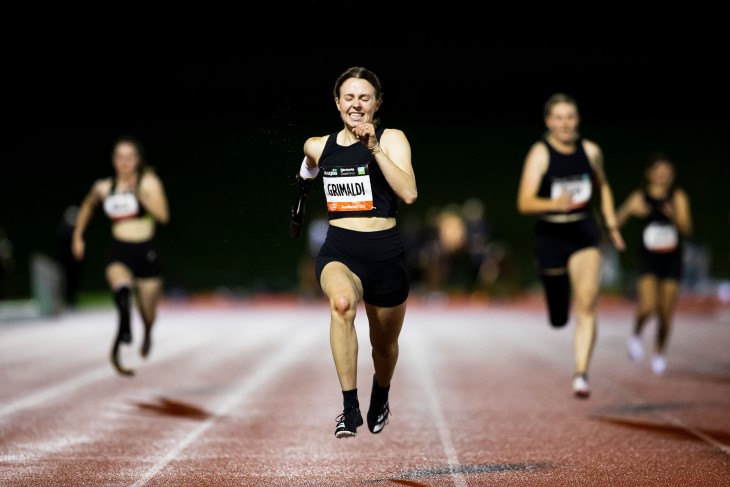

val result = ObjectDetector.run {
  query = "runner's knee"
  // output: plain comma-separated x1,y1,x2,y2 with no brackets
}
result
332,295,357,320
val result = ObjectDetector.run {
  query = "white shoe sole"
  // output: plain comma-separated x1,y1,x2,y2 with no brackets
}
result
573,377,590,398
627,336,644,362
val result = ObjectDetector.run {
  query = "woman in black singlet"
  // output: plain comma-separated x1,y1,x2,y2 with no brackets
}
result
517,93,625,398
294,67,417,438
72,135,170,376
616,152,692,375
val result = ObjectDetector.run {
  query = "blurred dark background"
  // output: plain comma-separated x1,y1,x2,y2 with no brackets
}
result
2,34,728,303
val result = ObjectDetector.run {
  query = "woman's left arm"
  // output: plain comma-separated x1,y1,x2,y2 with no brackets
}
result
585,140,625,251
138,172,170,224
672,188,693,237
372,129,418,205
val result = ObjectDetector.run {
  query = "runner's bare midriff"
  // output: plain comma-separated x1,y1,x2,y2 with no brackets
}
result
112,218,155,242
329,217,396,232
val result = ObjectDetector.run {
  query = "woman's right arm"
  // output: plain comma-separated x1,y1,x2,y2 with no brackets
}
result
71,181,102,260
517,142,571,214
615,190,643,228
302,136,326,175
290,137,326,239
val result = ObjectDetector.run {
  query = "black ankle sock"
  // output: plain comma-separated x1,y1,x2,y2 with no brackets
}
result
372,375,390,403
342,389,359,410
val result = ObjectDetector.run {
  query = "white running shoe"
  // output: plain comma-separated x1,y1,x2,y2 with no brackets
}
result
651,355,667,375
627,335,644,362
572,374,590,398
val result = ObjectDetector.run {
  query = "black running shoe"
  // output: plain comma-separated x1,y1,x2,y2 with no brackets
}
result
367,375,391,434
334,407,363,438
367,398,390,434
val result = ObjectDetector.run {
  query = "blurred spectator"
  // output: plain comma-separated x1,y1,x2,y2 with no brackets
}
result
297,211,328,299
57,205,83,307
462,198,498,293
420,199,509,295
0,226,14,299
400,210,429,290
463,198,491,270
682,241,712,295
423,204,471,292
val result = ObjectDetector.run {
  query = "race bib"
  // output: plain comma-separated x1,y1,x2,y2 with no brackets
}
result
551,174,592,207
104,192,140,220
643,222,678,252
322,165,374,212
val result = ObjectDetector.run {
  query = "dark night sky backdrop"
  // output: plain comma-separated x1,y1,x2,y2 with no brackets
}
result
6,40,727,128
2,31,728,297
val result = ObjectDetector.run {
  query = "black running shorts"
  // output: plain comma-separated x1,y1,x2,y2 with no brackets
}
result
534,217,600,271
315,225,409,307
104,238,163,278
638,247,683,280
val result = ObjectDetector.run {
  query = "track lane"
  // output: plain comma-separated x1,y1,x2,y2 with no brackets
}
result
0,300,727,486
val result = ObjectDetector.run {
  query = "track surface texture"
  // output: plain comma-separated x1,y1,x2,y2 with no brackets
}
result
1,295,729,486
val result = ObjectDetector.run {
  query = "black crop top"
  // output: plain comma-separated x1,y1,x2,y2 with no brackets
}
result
537,138,595,217
639,187,680,253
103,177,148,222
318,127,399,220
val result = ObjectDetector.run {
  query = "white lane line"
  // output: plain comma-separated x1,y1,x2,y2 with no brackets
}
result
0,369,112,418
659,414,730,456
605,380,730,456
129,327,318,487
408,329,468,487
0,332,214,420
520,311,730,457
493,310,730,457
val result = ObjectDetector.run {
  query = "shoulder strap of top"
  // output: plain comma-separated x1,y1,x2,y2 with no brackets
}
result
540,138,556,160
321,131,339,154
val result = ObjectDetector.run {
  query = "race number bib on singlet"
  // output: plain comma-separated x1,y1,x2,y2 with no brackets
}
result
550,174,592,207
322,165,374,212
643,222,678,252
103,192,140,220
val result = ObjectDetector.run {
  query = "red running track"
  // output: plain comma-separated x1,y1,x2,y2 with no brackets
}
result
1,295,729,486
